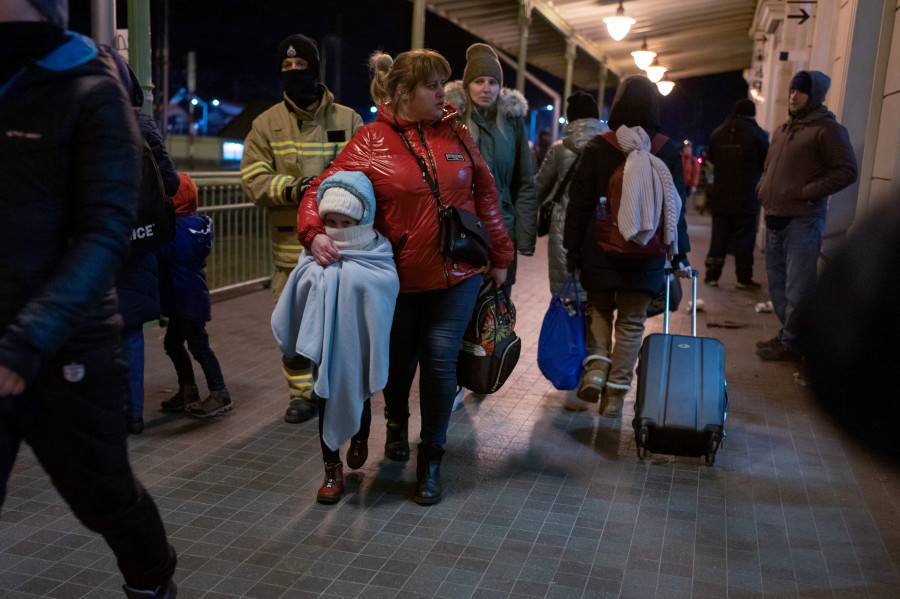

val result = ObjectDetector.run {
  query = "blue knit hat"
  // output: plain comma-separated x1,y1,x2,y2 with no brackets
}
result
316,171,376,226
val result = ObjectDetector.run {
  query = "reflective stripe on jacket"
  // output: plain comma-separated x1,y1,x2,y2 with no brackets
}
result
241,88,363,268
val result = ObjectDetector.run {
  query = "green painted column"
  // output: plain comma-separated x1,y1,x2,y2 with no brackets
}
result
127,0,153,115
411,0,426,50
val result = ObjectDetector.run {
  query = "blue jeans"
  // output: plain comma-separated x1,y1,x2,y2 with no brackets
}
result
163,318,226,391
122,328,144,419
765,215,824,353
383,275,481,447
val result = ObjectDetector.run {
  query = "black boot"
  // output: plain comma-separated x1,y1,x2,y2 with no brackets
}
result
704,256,724,286
414,444,444,505
384,411,409,461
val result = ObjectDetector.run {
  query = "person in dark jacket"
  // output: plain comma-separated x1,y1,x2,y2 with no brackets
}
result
704,99,769,288
103,44,180,434
755,70,857,363
564,76,692,418
0,1,177,597
158,173,232,418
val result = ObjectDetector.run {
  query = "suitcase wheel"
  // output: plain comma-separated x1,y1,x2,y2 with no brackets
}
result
636,427,649,460
705,436,721,466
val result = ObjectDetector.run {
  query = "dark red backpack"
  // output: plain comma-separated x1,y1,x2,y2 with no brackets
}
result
593,130,671,259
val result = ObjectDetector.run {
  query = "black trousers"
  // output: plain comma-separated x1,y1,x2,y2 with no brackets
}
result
706,212,759,282
316,391,372,463
163,317,226,391
0,342,176,590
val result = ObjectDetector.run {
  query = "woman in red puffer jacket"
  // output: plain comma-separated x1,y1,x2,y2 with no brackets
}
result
298,48,514,506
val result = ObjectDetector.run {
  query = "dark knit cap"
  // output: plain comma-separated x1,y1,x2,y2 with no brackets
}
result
790,71,812,95
462,43,503,89
27,0,68,28
607,75,661,135
732,99,756,117
277,34,319,76
566,90,599,122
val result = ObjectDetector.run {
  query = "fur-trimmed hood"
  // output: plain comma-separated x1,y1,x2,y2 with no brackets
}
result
445,80,528,120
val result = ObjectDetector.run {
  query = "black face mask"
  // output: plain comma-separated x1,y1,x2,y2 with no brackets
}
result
281,69,319,108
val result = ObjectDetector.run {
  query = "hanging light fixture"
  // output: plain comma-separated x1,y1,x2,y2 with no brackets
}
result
657,80,675,96
604,1,636,42
631,38,656,70
645,65,667,83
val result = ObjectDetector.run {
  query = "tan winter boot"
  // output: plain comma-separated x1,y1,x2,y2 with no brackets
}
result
599,384,629,418
576,355,612,403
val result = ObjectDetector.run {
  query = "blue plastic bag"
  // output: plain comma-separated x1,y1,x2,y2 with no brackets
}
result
537,275,586,390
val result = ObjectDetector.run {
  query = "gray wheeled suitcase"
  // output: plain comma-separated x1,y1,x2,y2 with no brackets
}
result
633,270,728,465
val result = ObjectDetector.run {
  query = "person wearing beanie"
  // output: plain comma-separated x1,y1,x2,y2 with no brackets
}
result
445,42,538,295
241,32,363,425
534,89,608,411
703,97,769,289
564,75,692,418
158,173,232,419
755,70,857,364
0,2,178,598
272,171,399,504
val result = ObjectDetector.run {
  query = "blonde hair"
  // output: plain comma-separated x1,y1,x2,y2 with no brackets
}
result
368,49,451,111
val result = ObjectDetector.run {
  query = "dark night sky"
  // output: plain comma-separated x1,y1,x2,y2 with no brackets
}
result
67,0,748,147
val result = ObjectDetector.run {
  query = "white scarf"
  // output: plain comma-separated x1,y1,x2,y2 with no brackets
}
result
615,125,681,254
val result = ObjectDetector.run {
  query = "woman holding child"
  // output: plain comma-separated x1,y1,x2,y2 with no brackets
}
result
298,49,514,505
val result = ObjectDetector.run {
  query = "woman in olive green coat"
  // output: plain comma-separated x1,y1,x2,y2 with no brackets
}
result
445,43,537,291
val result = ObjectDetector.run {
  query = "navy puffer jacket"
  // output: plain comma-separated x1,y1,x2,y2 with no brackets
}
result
0,32,139,385
158,214,213,322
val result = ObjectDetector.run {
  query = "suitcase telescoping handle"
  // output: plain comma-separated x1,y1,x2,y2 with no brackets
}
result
663,268,700,336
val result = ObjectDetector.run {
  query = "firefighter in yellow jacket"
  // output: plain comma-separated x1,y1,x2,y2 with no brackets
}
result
241,34,363,423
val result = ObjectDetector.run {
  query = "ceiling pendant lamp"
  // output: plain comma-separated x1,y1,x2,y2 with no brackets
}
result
645,64,667,83
657,80,675,96
631,38,656,70
604,1,636,42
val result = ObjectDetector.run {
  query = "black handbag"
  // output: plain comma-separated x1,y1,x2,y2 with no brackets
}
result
393,124,491,266
537,157,579,238
440,205,491,267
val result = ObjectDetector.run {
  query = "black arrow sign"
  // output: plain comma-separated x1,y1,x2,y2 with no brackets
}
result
788,8,810,25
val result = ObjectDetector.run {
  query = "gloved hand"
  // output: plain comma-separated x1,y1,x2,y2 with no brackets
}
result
671,253,692,278
288,176,318,203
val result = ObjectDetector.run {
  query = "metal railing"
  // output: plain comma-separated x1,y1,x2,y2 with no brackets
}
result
191,172,273,297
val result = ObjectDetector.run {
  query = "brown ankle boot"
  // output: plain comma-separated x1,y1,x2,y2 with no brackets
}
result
346,433,369,470
316,462,344,504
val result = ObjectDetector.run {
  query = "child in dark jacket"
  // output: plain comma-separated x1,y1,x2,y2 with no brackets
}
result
158,174,232,417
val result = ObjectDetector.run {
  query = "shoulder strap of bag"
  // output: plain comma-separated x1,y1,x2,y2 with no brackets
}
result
550,157,579,205
390,123,446,209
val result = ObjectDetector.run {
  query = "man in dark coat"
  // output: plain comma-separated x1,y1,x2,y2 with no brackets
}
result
0,1,177,596
704,99,769,288
755,70,857,363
